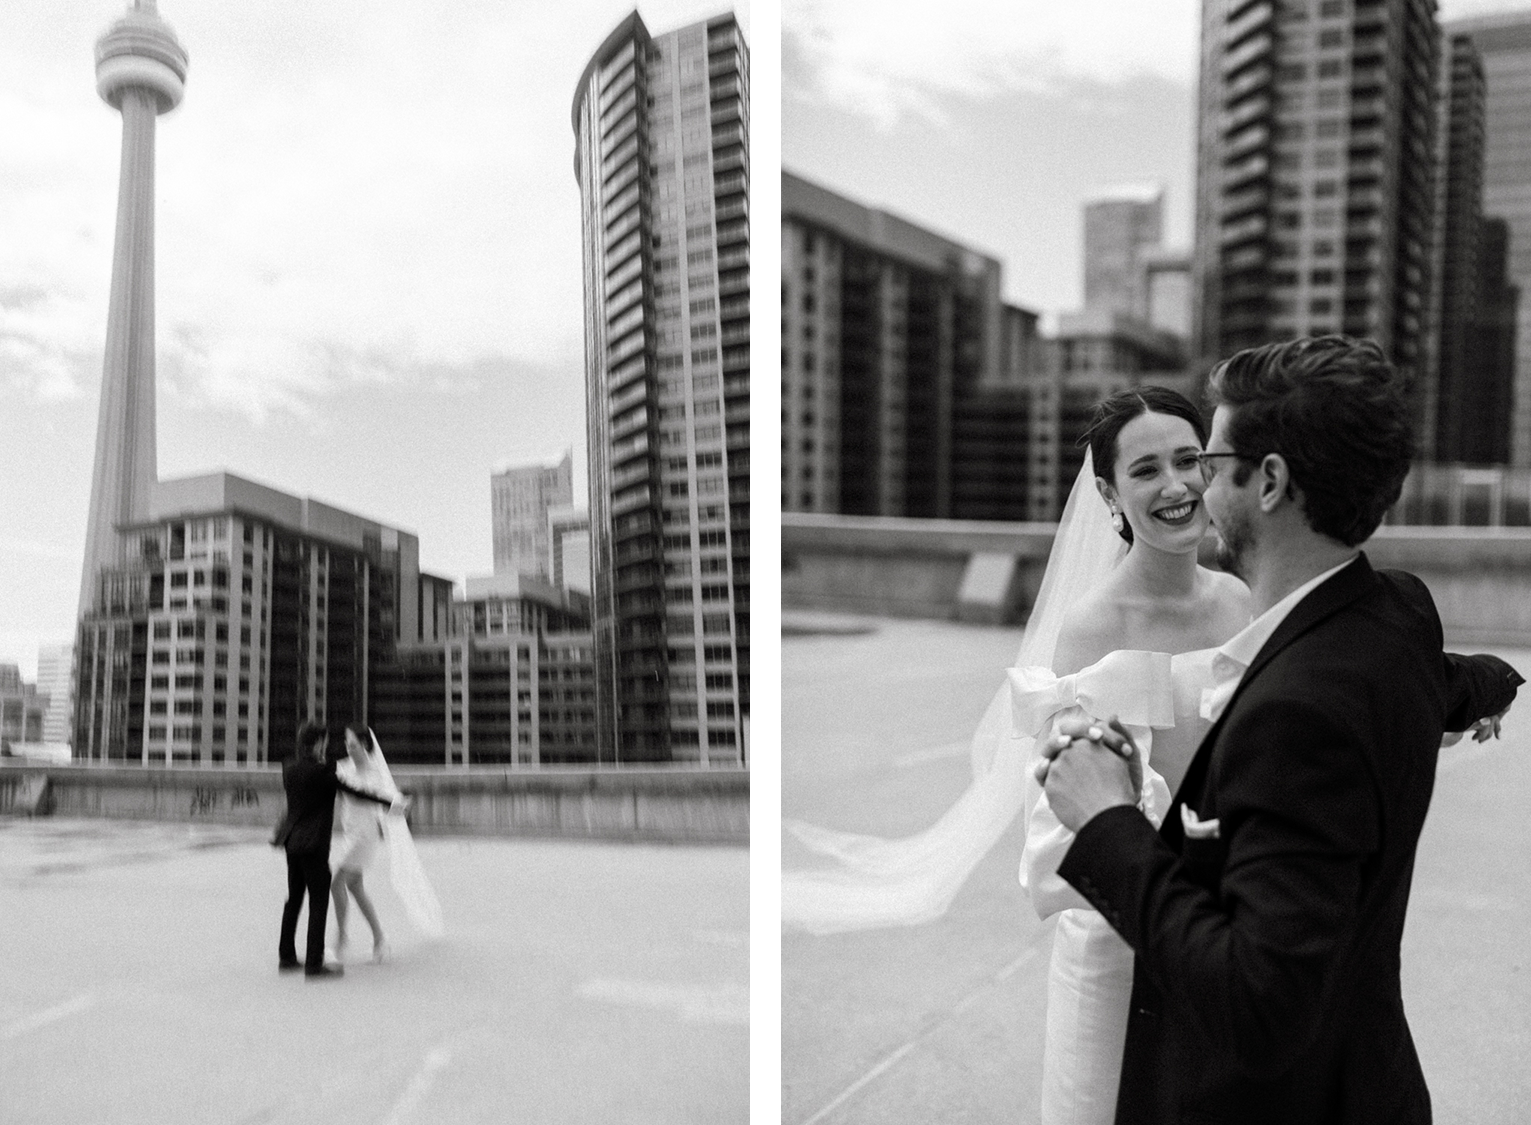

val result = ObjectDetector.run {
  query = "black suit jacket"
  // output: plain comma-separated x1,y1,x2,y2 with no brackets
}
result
1057,555,1522,1125
275,758,392,857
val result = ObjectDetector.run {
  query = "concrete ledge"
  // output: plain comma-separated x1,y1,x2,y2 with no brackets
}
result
0,763,749,845
784,514,1531,643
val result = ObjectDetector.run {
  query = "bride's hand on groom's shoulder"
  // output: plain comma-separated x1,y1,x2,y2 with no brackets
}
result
1472,705,1510,743
1444,704,1513,748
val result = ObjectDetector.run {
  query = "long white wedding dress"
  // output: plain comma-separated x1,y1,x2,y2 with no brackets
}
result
333,733,444,939
1014,648,1216,1125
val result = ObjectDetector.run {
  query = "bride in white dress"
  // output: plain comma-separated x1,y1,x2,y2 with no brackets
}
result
782,387,1249,1125
331,723,444,960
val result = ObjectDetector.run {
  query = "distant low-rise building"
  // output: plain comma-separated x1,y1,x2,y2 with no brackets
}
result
371,574,597,766
491,454,574,581
0,664,47,746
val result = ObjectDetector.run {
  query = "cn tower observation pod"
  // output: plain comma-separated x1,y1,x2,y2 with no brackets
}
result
95,0,189,114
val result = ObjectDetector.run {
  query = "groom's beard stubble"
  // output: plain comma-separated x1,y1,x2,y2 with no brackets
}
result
1213,511,1252,582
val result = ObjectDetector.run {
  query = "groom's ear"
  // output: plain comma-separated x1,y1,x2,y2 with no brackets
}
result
1257,453,1296,512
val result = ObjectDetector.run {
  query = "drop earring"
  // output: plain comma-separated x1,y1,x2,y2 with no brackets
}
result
1111,509,1125,534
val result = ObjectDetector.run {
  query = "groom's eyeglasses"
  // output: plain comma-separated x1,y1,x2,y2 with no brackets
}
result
1195,451,1256,486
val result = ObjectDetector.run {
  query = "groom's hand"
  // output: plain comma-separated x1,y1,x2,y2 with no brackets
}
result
1038,716,1140,832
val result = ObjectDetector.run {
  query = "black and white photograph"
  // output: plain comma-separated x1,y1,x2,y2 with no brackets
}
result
781,0,1531,1122
0,1,749,1121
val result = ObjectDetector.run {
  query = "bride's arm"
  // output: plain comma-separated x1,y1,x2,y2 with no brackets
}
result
1021,707,1097,918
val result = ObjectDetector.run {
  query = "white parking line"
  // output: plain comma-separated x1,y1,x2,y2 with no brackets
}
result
577,978,749,1026
2,993,97,1040
380,1046,452,1125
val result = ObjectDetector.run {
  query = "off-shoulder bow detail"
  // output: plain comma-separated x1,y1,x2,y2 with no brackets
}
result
1008,650,1176,740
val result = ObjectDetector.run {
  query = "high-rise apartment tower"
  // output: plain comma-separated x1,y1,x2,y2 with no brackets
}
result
1450,12,1531,466
1192,0,1437,385
573,12,749,765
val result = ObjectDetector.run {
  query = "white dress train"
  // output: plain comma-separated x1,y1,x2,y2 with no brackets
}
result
1014,647,1216,1125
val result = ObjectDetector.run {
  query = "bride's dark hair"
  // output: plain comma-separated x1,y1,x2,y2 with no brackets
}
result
345,721,374,752
1081,385,1209,545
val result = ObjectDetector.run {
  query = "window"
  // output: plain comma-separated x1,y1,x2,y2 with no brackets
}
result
153,622,171,639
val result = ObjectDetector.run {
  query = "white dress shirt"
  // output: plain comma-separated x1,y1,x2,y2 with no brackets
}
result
1200,555,1360,724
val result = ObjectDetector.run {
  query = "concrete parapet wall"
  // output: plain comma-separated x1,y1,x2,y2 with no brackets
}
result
0,763,749,845
783,514,1531,644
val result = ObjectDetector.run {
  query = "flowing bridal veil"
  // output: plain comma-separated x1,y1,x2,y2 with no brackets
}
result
782,451,1127,934
340,732,445,939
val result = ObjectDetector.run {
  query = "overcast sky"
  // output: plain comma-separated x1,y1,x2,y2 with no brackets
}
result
784,0,1527,323
0,0,749,679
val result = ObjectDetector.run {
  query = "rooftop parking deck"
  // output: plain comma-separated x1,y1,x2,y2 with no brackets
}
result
0,821,747,1124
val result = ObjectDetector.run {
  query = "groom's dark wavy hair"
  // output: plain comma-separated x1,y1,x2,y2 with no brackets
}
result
1208,335,1415,547
1082,385,1209,546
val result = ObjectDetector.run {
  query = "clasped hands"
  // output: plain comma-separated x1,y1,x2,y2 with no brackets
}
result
1035,715,1143,833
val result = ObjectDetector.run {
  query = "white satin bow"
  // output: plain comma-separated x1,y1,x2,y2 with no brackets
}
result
1007,651,1177,739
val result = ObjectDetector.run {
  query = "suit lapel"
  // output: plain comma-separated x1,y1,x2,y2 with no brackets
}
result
1162,554,1378,848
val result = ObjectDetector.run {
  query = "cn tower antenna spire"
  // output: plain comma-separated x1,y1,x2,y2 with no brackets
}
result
77,1,188,618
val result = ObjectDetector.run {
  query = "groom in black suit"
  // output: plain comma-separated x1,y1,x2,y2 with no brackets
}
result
1042,336,1522,1124
276,720,399,978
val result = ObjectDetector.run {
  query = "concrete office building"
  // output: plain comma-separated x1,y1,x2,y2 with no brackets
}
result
782,171,1198,523
574,12,749,766
74,473,453,764
1192,0,1438,384
35,643,74,746
780,171,1055,520
491,453,574,581
1449,11,1531,466
371,575,596,767
1084,185,1165,318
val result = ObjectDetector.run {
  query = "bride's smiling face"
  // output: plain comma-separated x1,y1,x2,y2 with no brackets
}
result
1099,411,1209,553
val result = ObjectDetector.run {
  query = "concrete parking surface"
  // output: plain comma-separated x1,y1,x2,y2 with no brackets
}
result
0,822,747,1125
783,612,1531,1124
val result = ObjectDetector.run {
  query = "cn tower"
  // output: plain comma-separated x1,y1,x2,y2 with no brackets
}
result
77,0,188,617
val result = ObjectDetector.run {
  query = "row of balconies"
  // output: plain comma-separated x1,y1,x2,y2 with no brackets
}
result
600,105,640,164
711,96,742,129
597,49,636,114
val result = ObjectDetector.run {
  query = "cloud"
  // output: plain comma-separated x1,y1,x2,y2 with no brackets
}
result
785,0,1199,129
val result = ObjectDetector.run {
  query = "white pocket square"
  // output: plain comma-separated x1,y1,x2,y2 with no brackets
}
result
1181,805,1220,839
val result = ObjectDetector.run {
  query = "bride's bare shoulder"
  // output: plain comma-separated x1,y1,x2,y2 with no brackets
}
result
1053,586,1126,675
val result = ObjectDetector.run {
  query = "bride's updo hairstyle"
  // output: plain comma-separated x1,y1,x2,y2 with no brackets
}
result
1082,385,1209,546
346,722,375,752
